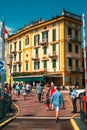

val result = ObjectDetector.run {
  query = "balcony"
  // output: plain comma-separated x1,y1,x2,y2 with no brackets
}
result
49,52,58,58
16,60,22,65
11,49,17,54
67,66,72,72
67,66,83,73
67,35,72,41
71,37,82,43
66,35,81,43
32,55,40,61
40,38,48,46
74,67,83,72
13,61,17,65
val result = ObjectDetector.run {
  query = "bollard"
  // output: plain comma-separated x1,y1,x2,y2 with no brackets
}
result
80,96,87,122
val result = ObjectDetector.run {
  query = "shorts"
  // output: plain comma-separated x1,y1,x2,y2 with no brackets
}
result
55,106,60,111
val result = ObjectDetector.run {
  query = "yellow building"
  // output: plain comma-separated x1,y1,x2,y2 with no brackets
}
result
6,9,83,87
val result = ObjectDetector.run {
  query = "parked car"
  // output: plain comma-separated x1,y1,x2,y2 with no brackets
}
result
76,89,86,99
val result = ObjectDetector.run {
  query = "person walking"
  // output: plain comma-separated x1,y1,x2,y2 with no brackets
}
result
36,83,43,103
50,83,55,110
51,86,64,123
45,84,50,111
22,83,26,100
15,83,20,98
71,85,77,113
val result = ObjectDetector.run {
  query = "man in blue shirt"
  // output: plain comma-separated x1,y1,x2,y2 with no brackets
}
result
51,86,64,123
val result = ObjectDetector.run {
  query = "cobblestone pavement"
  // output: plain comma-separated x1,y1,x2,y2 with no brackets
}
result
12,89,80,118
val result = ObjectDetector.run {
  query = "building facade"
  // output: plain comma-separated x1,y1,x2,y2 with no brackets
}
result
6,9,83,87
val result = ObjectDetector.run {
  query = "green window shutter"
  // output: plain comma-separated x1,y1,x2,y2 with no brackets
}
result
34,35,36,46
19,41,21,50
46,31,48,39
38,34,40,44
19,53,21,60
36,48,38,56
68,58,72,67
27,37,29,44
44,60,47,69
38,61,40,69
68,43,72,52
34,62,36,69
44,47,47,54
42,32,44,39
76,60,79,67
14,55,16,61
19,65,21,72
53,44,56,52
53,59,56,68
42,31,48,41
26,63,28,71
52,29,56,41
10,45,12,52
14,42,16,51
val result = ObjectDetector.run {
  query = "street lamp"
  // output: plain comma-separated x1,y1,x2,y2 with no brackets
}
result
8,53,13,95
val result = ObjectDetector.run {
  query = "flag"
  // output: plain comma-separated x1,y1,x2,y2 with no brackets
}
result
4,28,8,35
1,20,9,43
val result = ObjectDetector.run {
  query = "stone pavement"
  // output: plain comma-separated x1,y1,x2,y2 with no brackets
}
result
12,89,80,118
1,89,87,130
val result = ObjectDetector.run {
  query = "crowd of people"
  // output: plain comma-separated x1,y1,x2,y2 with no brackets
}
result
2,81,79,123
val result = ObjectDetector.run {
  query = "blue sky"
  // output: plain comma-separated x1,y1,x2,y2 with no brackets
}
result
0,0,87,36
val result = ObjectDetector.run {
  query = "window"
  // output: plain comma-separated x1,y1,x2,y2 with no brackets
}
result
68,58,72,67
35,48,38,57
75,29,78,37
19,41,21,50
19,65,21,72
10,44,12,52
44,60,47,69
42,31,48,42
53,59,56,68
14,54,16,61
13,65,17,72
26,63,28,71
19,52,21,61
75,45,79,53
25,37,29,45
68,43,72,52
34,61,40,70
14,42,16,51
68,27,72,35
53,44,56,53
34,34,40,46
52,29,56,42
76,60,79,67
44,47,47,55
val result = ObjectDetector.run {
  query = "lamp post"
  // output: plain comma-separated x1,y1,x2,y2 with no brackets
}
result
8,53,13,96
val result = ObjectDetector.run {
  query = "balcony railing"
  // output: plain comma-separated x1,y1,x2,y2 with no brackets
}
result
11,49,17,54
40,38,48,45
49,52,58,58
67,66,72,72
67,66,83,72
66,35,81,43
32,55,40,60
16,60,22,65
